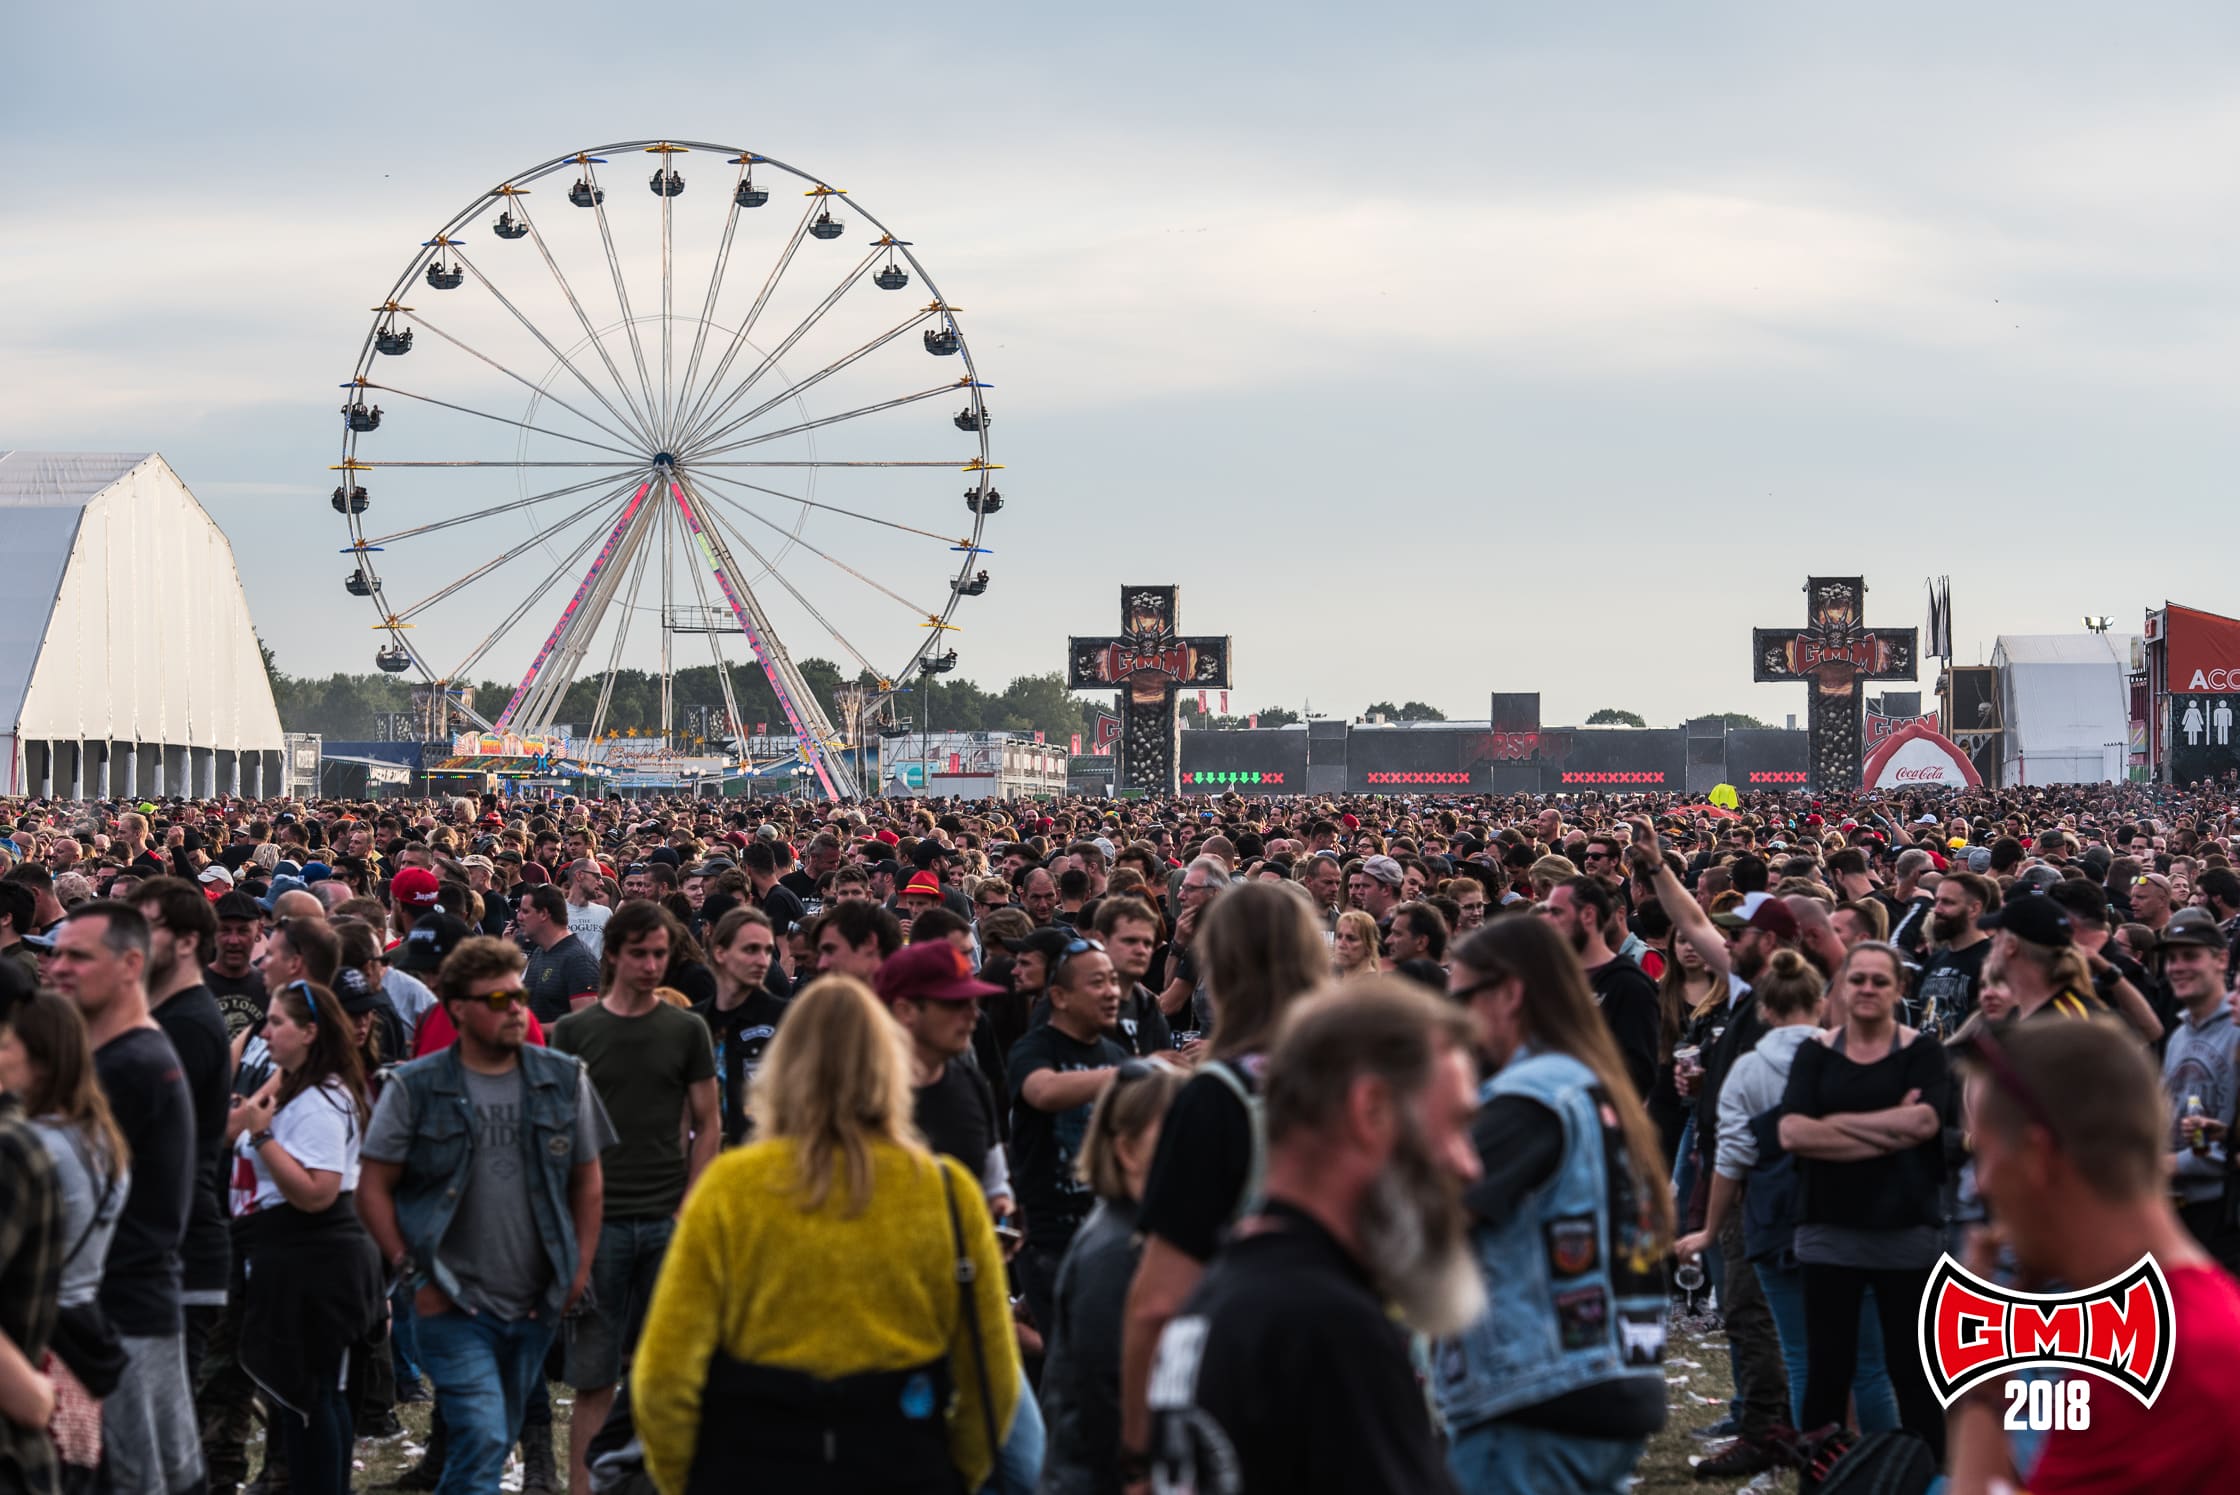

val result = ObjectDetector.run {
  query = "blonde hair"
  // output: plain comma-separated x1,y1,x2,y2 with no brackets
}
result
1335,909,1384,975
749,975,926,1215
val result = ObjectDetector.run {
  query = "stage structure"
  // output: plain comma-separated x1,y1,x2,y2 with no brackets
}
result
1752,576,1917,793
1067,586,1229,795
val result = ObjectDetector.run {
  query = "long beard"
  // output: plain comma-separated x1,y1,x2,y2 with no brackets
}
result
1929,913,1964,943
1357,1130,1486,1339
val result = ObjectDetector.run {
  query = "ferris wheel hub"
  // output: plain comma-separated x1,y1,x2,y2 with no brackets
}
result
653,452,676,468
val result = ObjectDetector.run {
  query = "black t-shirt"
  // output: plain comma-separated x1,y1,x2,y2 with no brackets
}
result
695,989,789,1146
1006,1024,1126,1250
778,869,820,904
151,984,234,1298
756,882,807,937
1136,1059,1260,1263
1913,939,1990,1035
524,934,603,1025
1585,959,1660,1101
1884,894,1934,957
1781,1032,1950,1232
95,1026,197,1336
203,965,267,1039
1148,1201,1460,1495
914,1060,999,1176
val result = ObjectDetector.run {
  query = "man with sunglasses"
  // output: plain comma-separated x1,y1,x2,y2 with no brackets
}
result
360,936,614,1495
1009,935,1128,1335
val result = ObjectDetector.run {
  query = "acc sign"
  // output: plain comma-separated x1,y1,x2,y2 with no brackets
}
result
2188,669,2240,691
1918,1254,2174,1408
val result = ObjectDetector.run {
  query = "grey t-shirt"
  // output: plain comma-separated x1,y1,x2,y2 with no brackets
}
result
364,1064,616,1319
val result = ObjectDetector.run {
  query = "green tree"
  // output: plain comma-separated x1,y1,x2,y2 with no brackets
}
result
1395,701,1446,722
1254,705,1301,728
1587,707,1648,727
1711,711,1768,730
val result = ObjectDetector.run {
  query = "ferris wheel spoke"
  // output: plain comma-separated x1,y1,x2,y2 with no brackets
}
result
391,478,644,622
350,460,637,468
684,479,882,679
673,513,748,753
358,380,648,463
695,481,937,618
680,307,936,456
660,162,676,442
671,199,818,447
687,382,954,461
450,235,657,447
587,530,657,744
581,167,662,437
689,459,969,468
360,469,634,545
673,246,881,453
456,480,654,691
400,310,647,452
687,467,965,544
675,188,747,438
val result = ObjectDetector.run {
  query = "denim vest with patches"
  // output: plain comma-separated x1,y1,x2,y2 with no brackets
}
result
1433,1049,1667,1429
390,1042,585,1319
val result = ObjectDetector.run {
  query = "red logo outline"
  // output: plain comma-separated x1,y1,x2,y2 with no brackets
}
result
1917,1253,2174,1408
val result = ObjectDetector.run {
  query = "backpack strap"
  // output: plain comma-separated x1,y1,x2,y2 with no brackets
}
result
939,1162,1003,1467
1200,1060,1267,1226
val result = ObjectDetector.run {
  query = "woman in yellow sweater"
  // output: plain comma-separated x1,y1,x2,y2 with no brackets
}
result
633,974,1021,1494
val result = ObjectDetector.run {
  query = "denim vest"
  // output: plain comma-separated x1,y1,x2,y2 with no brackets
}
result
1433,1049,1667,1430
390,1042,585,1320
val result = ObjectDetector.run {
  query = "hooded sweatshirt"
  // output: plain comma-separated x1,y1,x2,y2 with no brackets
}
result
1713,1024,1819,1180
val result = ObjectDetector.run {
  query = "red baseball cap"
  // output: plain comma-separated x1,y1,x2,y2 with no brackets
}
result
902,870,944,900
391,866,441,910
873,942,1001,1005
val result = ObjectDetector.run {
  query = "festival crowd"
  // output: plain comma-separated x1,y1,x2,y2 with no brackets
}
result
3,782,2240,1494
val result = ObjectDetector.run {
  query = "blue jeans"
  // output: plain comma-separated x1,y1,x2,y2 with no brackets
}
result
414,1309,560,1495
390,1280,424,1387
981,1366,1043,1494
1448,1419,1643,1495
1756,1261,1898,1433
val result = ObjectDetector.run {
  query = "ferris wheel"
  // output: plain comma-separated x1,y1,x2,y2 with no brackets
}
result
333,138,998,799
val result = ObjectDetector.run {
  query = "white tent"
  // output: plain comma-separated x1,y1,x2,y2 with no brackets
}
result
0,452,286,798
1990,633,2133,787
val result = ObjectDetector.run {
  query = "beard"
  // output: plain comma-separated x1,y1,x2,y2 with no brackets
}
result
1732,939,1769,981
1357,1122,1486,1339
1929,912,1965,943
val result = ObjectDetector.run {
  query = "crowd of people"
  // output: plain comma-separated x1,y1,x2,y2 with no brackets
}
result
3,780,2240,1493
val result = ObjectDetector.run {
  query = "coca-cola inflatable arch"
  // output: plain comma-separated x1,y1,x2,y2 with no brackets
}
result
1860,720,1981,790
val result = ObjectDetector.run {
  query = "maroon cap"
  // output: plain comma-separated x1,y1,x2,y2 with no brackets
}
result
391,866,441,909
873,942,1001,1005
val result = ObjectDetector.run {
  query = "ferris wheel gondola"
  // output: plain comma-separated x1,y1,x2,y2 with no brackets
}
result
332,138,997,800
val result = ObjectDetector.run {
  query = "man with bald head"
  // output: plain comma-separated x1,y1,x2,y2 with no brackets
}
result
270,888,324,924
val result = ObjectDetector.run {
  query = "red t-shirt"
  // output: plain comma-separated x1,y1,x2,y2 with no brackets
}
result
2027,1262,2240,1492
410,1006,547,1058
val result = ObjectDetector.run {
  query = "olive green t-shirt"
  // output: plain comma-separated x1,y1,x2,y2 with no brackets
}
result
549,1001,714,1219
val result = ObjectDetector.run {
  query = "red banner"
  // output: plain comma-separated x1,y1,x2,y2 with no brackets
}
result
1070,733,1082,755
2166,604,2240,692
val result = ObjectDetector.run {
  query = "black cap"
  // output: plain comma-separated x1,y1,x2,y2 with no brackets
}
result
335,966,384,1016
999,927,1075,963
213,890,262,922
390,912,471,975
2160,907,2226,952
909,840,954,870
1978,894,2072,947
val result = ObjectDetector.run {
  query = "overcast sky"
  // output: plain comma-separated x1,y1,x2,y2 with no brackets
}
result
6,3,2238,729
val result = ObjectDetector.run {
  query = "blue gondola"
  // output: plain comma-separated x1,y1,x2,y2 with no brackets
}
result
649,169,685,197
953,571,989,597
873,264,910,291
920,650,958,675
343,402,382,432
375,646,412,673
966,488,1002,514
953,406,990,432
426,261,464,290
331,484,368,515
569,179,603,208
493,211,529,239
345,570,373,597
735,179,769,207
809,211,844,240
375,327,413,356
924,327,960,356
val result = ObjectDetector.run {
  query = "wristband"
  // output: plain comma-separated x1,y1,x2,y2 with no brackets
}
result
248,1130,275,1151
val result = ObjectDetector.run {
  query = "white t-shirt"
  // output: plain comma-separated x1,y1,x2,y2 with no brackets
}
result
382,968,439,1048
567,899,611,959
229,1079,363,1217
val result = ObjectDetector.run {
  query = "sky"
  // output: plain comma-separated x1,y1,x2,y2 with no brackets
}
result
7,3,2240,731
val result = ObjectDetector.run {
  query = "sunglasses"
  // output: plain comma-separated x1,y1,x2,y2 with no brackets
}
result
1054,936,1105,978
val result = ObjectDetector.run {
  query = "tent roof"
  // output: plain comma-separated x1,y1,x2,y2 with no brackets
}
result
0,451,156,509
1991,634,2136,666
0,452,284,770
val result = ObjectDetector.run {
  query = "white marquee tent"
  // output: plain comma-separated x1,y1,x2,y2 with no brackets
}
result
1990,633,2134,787
0,452,286,798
